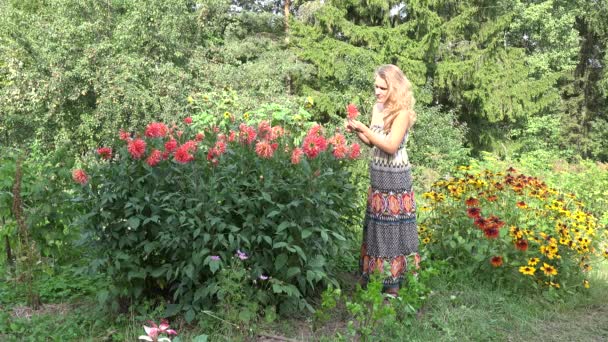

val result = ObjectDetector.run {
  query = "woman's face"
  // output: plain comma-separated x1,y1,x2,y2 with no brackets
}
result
374,76,388,104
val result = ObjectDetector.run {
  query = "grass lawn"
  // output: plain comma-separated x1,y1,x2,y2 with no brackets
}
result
2,259,606,341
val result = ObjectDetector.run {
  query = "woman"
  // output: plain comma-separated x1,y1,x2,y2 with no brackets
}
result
347,64,419,297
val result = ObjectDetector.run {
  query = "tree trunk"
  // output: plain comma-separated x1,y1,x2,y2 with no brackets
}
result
12,156,42,309
284,0,290,42
5,234,14,273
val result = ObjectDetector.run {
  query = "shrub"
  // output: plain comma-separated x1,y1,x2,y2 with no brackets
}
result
419,164,608,293
0,143,81,263
73,115,362,320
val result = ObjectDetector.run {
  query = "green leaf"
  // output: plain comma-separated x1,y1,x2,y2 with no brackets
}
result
127,217,140,229
191,335,209,342
164,303,181,317
273,242,288,249
263,235,272,245
275,253,288,270
321,230,329,242
185,309,196,323
209,259,221,274
286,267,301,278
301,229,313,239
277,221,290,233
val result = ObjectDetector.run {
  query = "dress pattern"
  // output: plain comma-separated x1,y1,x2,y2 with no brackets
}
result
360,125,419,293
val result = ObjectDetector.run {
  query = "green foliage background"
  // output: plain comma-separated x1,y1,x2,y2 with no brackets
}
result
2,0,607,160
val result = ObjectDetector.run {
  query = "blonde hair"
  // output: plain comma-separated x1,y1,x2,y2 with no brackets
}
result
375,64,416,132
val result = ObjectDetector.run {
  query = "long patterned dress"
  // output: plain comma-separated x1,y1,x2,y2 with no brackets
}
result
360,124,419,294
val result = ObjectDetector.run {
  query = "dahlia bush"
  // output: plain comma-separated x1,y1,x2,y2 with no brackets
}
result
419,166,608,292
73,115,362,319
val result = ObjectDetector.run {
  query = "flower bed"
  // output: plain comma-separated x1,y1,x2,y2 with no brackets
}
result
420,166,608,292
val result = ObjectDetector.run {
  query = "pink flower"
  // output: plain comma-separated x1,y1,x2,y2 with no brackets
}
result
183,117,193,125
72,169,88,185
214,140,226,155
348,143,361,159
347,103,359,120
207,148,217,161
211,255,220,261
195,132,205,142
164,138,178,153
119,129,131,141
255,141,274,159
259,275,269,280
328,133,346,147
145,122,168,138
236,250,248,260
228,130,236,142
97,147,112,160
181,140,197,152
239,124,257,145
139,319,177,342
291,148,303,164
332,144,348,159
307,124,322,137
258,120,272,140
146,149,162,167
128,139,147,159
174,145,194,164
302,134,327,159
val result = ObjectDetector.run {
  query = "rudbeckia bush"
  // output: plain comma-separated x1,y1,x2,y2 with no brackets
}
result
419,165,608,293
73,116,362,319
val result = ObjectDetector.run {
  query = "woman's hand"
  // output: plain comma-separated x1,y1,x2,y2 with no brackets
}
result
348,119,372,147
348,119,366,133
344,120,353,133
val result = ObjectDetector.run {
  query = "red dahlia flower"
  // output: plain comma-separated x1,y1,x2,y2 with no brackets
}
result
307,124,323,137
271,126,285,140
181,140,197,152
97,147,112,160
328,133,347,147
255,141,274,159
128,139,147,159
164,138,178,153
174,145,194,163
207,148,217,161
145,122,168,138
348,143,361,159
119,129,131,141
291,148,303,164
346,103,359,120
332,144,348,159
239,124,257,145
72,169,88,185
214,140,226,155
257,120,272,140
146,149,162,167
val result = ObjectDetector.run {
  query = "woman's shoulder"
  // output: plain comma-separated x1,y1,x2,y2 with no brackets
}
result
397,108,416,126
